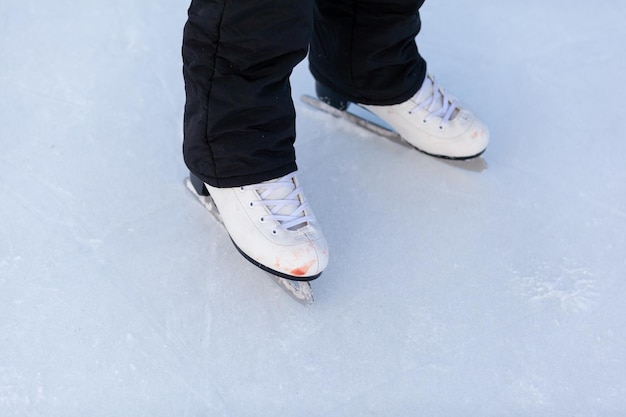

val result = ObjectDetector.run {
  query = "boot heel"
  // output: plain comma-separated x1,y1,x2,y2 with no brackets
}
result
315,81,350,111
189,172,210,196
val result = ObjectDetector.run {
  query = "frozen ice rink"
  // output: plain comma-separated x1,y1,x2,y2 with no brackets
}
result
1,1,625,415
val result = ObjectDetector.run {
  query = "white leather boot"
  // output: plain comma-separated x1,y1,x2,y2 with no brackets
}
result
201,172,329,281
361,74,489,159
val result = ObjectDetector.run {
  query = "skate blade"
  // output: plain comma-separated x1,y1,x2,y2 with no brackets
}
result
301,94,404,144
300,94,488,171
270,276,314,305
185,177,223,225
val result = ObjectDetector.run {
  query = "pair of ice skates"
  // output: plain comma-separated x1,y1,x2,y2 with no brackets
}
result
187,75,489,303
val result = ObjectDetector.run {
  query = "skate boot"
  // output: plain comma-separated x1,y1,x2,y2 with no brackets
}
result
191,171,328,281
316,74,489,159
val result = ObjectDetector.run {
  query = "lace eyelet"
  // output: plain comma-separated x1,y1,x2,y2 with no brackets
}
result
271,230,278,235
439,126,444,130
259,216,265,223
249,202,254,207
422,119,428,124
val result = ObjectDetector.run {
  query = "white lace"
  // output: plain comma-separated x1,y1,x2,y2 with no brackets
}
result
409,75,459,129
243,172,315,231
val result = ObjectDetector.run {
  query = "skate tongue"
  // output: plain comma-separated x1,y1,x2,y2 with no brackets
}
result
414,74,435,104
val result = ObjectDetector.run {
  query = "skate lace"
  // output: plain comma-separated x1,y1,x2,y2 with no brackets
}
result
409,75,459,129
243,172,315,231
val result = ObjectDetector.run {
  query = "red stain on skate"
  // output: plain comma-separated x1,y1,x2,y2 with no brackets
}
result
471,129,487,140
289,260,316,277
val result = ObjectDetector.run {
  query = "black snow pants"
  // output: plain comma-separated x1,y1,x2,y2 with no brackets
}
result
182,0,426,188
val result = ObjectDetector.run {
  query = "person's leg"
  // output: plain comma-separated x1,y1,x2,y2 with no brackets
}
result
182,0,328,281
310,0,426,106
183,0,312,188
310,0,489,160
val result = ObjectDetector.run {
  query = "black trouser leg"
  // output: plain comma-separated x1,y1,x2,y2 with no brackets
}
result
182,0,312,188
310,0,427,106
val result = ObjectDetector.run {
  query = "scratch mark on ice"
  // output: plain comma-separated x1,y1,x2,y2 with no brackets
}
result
513,257,598,313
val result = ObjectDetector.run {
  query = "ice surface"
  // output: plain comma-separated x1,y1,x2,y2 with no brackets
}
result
1,1,625,416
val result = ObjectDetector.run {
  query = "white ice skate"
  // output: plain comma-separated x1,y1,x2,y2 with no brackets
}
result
303,74,489,160
186,171,328,304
